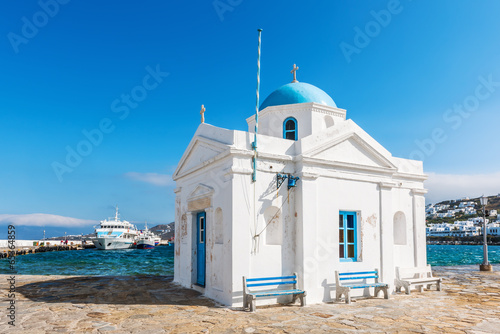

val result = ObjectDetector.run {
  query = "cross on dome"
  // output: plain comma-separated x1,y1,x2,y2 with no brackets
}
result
291,64,299,83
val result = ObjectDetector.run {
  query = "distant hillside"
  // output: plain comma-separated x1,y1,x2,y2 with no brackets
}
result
434,195,500,212
150,222,175,240
427,194,500,225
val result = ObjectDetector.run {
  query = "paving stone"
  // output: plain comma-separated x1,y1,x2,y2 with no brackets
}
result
1,266,500,333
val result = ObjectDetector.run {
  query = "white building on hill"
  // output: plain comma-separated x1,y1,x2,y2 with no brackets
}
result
173,71,427,307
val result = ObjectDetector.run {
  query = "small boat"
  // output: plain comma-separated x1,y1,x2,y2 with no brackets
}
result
137,222,160,249
91,206,139,250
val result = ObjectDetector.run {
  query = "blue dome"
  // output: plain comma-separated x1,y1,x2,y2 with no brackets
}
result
259,82,336,111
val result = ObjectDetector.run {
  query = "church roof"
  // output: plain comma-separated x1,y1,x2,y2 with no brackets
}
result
259,82,336,111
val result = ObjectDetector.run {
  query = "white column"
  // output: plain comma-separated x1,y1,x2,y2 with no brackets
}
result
412,189,428,267
296,172,319,302
173,187,182,284
230,172,253,306
379,182,395,287
185,212,195,285
204,206,214,293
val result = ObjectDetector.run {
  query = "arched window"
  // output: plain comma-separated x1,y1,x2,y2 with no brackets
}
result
283,117,297,140
393,211,407,245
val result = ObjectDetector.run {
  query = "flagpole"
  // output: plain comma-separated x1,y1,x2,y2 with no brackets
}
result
252,28,262,182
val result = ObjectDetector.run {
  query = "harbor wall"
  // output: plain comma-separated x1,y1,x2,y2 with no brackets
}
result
0,240,84,248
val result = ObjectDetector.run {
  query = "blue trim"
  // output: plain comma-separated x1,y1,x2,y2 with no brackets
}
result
339,271,377,276
283,117,297,141
246,275,296,282
339,211,358,261
339,276,378,281
196,212,206,286
247,281,297,287
251,289,304,297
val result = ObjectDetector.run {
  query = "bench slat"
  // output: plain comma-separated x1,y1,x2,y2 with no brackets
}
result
339,275,378,281
250,289,304,297
339,271,377,276
247,280,297,287
404,278,440,283
246,276,295,282
344,283,388,289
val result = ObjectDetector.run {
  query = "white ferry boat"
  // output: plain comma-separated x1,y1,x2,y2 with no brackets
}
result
91,206,138,250
137,222,161,249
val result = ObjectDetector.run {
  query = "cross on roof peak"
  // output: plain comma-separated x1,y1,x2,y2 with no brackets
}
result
291,64,299,83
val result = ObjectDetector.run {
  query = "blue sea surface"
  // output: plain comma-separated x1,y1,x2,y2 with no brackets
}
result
2,244,499,275
0,245,174,276
427,244,500,266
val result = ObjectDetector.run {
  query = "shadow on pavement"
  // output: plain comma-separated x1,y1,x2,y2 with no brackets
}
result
16,275,218,306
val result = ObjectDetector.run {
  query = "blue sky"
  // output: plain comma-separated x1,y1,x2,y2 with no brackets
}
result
1,0,500,239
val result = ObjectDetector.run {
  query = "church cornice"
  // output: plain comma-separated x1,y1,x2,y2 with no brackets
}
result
246,102,346,124
411,188,428,196
392,172,428,182
298,156,397,176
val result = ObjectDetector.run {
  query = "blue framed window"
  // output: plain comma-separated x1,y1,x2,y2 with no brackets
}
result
283,117,297,140
339,211,357,261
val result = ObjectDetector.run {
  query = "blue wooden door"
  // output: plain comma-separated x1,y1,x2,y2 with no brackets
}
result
196,212,206,286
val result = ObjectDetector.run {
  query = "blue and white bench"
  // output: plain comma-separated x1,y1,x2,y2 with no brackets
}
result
335,269,389,304
242,273,306,312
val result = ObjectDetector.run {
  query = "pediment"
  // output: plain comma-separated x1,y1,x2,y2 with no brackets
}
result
174,137,228,179
188,184,214,200
304,132,396,170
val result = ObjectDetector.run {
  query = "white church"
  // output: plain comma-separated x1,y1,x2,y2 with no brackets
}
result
172,67,427,307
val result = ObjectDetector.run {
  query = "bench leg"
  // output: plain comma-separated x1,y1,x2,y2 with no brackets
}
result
374,287,389,299
394,279,401,294
345,293,351,304
383,287,389,299
437,281,442,291
299,294,306,307
249,296,256,312
336,290,343,302
417,285,423,293
403,283,411,295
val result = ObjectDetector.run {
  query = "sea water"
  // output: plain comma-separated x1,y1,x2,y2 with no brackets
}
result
1,244,499,275
427,244,500,266
0,245,174,276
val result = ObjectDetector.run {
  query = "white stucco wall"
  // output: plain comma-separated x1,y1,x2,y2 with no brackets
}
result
173,103,427,307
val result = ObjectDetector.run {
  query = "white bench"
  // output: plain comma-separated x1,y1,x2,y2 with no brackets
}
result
395,265,442,294
335,269,389,304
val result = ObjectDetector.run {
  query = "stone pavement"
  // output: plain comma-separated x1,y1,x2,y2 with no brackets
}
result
1,265,500,333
